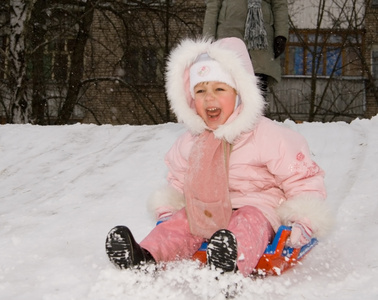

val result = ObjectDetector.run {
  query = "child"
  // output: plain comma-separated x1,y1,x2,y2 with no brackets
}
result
105,37,332,277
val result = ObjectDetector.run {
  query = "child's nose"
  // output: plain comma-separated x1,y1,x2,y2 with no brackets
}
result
204,91,215,101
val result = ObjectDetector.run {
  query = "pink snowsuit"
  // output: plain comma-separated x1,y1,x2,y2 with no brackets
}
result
140,38,331,276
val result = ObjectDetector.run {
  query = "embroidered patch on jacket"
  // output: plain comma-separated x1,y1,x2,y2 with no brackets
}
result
296,152,305,161
289,160,321,178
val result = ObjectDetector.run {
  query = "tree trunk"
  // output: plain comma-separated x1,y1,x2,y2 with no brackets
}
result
55,0,95,125
9,0,35,124
30,0,48,125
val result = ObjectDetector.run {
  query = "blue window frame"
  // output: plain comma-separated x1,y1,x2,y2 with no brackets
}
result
306,46,323,76
284,30,363,77
326,48,342,76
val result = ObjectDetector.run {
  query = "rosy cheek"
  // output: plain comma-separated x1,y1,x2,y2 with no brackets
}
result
194,100,204,116
224,101,235,115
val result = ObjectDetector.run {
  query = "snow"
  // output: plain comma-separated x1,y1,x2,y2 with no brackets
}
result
1,116,378,299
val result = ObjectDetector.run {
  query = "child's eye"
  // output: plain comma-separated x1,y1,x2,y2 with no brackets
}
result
195,89,205,94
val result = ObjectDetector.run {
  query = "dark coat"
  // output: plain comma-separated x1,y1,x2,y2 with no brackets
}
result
203,0,288,83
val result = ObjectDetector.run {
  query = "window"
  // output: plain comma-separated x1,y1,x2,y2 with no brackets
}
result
26,38,75,82
49,38,75,82
284,30,363,77
372,0,378,8
306,46,324,76
121,47,162,85
326,47,342,76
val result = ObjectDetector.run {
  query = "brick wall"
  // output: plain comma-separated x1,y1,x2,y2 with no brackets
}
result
81,1,205,125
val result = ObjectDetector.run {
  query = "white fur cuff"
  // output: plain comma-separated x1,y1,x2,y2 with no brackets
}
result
276,194,333,238
148,185,186,220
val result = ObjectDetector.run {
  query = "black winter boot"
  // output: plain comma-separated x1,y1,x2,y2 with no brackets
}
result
207,229,238,273
105,225,155,269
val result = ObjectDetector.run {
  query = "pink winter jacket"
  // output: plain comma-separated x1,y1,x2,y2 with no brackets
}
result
164,116,326,232
149,37,332,238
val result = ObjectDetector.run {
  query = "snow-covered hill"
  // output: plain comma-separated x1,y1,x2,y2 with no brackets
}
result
1,116,377,299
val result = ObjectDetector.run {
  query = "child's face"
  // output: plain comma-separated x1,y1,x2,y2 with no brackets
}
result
193,81,237,130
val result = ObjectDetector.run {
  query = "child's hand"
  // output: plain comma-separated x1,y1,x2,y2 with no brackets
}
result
286,222,313,248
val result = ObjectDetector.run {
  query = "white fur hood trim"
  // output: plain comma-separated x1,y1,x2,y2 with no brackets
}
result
276,193,334,238
165,38,265,144
148,184,185,220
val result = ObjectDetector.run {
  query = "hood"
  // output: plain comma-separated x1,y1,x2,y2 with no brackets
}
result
165,37,265,143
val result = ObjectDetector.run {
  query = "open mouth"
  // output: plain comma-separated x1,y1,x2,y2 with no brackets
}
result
206,107,221,119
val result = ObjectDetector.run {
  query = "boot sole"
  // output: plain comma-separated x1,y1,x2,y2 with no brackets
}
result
105,226,134,269
207,229,237,272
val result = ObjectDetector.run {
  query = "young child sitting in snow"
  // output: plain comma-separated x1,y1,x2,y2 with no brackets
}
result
105,37,332,276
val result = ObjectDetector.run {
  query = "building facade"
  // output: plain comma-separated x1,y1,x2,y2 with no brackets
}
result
81,0,378,124
0,0,377,124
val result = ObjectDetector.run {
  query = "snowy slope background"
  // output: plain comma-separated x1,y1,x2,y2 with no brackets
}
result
1,116,378,300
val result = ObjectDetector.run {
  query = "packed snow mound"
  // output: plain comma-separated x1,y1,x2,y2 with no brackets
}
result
1,116,378,299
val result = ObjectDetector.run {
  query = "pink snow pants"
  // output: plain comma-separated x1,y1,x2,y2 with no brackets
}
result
140,205,274,276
